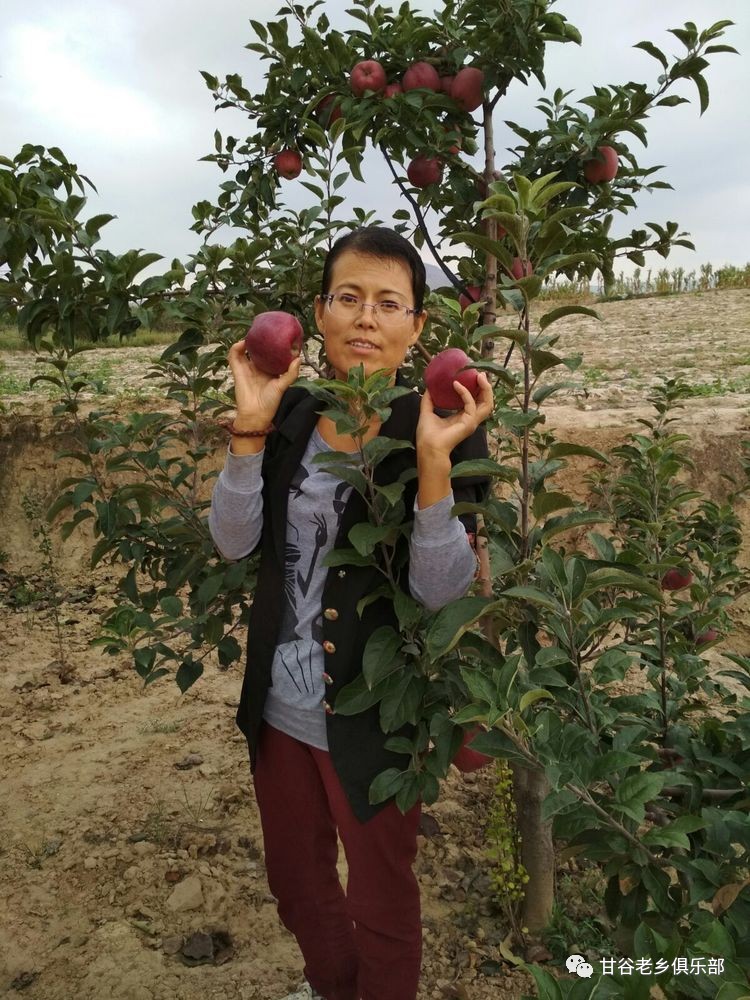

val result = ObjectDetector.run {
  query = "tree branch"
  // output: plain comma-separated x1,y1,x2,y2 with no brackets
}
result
378,142,467,297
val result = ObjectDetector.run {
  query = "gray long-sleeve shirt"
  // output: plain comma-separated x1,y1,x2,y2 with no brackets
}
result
208,425,477,750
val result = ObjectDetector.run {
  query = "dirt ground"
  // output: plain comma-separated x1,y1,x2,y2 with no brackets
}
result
1,288,749,1000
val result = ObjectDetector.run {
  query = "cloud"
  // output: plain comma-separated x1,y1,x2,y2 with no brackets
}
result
6,15,163,145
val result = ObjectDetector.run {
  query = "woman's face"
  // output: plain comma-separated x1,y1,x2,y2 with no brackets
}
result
314,250,427,384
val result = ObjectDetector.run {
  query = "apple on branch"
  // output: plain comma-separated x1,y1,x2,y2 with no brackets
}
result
696,628,719,647
459,285,483,312
407,155,443,188
661,568,694,591
244,311,303,376
451,66,484,113
584,146,619,184
402,61,441,93
350,59,387,97
383,82,403,98
274,149,303,180
315,95,343,128
510,257,533,280
424,347,480,410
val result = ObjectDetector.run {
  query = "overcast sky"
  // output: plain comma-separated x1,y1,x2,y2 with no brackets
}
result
2,0,748,285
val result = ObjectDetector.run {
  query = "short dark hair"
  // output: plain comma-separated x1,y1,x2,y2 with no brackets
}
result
321,226,426,313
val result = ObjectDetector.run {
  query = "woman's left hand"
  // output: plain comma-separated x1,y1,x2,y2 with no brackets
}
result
416,371,494,459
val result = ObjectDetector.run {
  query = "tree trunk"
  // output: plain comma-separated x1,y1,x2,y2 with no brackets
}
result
510,762,555,933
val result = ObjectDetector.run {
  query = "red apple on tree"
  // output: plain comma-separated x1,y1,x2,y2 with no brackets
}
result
244,311,303,376
661,568,694,591
407,155,443,188
452,727,492,773
350,60,387,97
424,347,480,410
584,146,619,184
451,66,484,112
459,285,482,312
315,95,343,127
383,82,402,98
440,123,462,155
510,257,533,279
274,149,302,180
696,628,719,646
402,61,441,92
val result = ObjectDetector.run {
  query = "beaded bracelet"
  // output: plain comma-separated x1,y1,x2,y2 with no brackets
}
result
218,419,275,437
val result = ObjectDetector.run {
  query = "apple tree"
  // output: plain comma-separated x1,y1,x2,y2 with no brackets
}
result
5,0,750,988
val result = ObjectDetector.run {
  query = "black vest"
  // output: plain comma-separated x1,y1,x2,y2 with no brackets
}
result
236,370,490,822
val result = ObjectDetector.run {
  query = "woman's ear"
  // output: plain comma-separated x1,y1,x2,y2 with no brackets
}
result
412,309,428,342
314,294,326,334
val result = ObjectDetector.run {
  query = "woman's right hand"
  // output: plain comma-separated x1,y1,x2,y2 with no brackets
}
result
227,340,303,426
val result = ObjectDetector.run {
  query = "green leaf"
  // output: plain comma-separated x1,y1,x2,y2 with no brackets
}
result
591,751,642,778
530,349,564,377
614,771,666,822
500,586,561,612
539,305,601,330
582,568,664,602
349,522,393,557
362,626,403,688
547,442,609,463
321,547,373,568
394,588,422,630
368,767,406,805
196,573,224,606
450,458,513,480
519,688,554,712
633,40,668,69
532,491,575,518
454,231,507,260
159,595,183,617
334,672,390,715
527,965,564,1000
361,436,413,466
541,511,608,541
694,73,709,114
176,656,203,693
425,596,496,659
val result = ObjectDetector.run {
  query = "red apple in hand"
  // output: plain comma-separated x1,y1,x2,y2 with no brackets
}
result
451,66,484,112
274,149,302,179
407,155,443,188
459,285,482,312
402,61,441,92
661,568,694,591
350,60,387,97
244,312,303,376
584,146,619,184
425,347,480,410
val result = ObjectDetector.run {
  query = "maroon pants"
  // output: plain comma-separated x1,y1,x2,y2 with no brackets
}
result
252,721,422,1000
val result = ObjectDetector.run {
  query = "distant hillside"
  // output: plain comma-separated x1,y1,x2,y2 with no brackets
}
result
424,261,455,292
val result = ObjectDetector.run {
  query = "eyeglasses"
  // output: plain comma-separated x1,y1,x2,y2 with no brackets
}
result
321,293,419,326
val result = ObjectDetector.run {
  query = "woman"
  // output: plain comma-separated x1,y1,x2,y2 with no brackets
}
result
209,226,493,1000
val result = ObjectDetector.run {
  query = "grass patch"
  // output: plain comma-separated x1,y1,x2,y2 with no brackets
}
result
138,718,184,735
0,327,176,352
681,376,750,398
541,867,611,961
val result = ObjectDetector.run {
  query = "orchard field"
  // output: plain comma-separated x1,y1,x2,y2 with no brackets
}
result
1,286,749,1000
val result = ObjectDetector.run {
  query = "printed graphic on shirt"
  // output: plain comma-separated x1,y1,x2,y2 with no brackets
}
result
273,458,352,701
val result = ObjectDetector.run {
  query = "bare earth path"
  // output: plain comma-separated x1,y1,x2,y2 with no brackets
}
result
1,288,749,999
